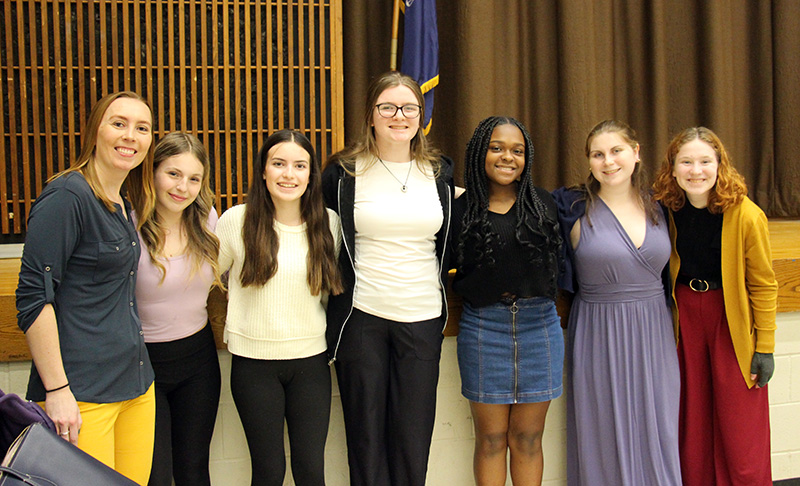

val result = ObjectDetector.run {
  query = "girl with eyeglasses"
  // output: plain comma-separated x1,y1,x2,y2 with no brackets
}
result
321,71,453,486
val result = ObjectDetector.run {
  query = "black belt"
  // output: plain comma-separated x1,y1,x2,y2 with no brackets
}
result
677,274,722,292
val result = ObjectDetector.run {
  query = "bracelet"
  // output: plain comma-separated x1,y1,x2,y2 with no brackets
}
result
45,382,69,393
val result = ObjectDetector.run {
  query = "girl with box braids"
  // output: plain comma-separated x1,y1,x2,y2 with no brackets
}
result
451,116,564,485
457,116,561,276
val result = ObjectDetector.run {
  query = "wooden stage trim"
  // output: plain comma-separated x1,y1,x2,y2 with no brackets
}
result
2,220,799,362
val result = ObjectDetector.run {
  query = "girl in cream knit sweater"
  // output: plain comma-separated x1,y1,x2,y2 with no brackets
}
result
216,129,341,486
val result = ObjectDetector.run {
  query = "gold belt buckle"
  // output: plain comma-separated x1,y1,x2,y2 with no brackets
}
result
689,278,709,292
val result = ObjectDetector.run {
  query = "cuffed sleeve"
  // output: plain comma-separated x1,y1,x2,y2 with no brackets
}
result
16,185,83,332
328,209,342,258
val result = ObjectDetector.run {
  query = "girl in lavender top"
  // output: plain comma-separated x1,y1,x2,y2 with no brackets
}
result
133,132,221,486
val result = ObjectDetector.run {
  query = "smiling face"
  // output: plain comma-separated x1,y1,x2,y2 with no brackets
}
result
672,138,719,208
371,85,421,150
484,123,525,191
263,141,311,207
588,131,640,190
154,152,204,218
94,97,153,176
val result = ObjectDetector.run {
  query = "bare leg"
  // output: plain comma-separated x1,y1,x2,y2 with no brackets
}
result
508,401,551,486
470,402,511,486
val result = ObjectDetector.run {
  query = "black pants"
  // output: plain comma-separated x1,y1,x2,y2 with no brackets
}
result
230,352,331,486
146,324,221,486
335,308,444,486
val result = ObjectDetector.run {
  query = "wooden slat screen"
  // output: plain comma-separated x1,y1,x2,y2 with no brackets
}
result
0,0,344,237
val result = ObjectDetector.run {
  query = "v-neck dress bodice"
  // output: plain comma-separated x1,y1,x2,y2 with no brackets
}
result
573,198,669,299
566,199,682,486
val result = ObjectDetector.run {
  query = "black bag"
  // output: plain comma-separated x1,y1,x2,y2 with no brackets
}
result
0,389,55,455
0,423,137,485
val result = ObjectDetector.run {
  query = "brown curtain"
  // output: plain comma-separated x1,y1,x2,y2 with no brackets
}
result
341,0,800,217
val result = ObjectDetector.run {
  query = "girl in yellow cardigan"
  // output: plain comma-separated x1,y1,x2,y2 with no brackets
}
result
653,127,778,486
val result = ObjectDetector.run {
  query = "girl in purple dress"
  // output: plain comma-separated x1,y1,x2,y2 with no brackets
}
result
553,120,681,486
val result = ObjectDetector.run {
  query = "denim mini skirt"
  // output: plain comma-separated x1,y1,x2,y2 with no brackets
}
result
457,296,564,404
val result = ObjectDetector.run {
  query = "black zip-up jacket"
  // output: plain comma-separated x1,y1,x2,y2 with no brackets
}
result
321,156,454,363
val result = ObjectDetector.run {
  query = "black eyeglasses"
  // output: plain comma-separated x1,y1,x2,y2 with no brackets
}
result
375,103,422,119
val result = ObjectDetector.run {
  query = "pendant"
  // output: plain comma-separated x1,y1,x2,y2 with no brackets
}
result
401,185,408,193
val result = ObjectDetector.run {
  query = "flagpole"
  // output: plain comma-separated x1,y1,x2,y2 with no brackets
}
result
390,0,401,70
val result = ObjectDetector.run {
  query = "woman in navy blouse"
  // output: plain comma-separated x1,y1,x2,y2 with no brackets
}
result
16,91,157,484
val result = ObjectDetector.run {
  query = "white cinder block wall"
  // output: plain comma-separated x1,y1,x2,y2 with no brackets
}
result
2,312,798,485
769,311,800,480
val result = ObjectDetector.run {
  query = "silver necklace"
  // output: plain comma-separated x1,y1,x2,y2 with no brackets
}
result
376,156,412,193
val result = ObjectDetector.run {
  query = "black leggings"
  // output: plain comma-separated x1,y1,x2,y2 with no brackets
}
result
230,352,331,486
146,324,221,486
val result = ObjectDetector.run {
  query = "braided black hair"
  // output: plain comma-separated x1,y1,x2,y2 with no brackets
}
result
456,116,562,278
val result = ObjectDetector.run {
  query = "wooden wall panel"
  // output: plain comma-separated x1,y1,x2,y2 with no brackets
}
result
0,0,344,236
4,221,800,360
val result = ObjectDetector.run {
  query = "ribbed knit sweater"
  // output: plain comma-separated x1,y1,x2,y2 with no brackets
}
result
216,204,341,360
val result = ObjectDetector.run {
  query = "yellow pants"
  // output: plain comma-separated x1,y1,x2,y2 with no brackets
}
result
43,383,156,485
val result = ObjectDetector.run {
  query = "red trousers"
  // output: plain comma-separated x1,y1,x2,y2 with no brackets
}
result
676,284,771,486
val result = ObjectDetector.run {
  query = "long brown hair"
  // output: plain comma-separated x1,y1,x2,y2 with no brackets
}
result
325,71,441,177
653,126,747,214
241,129,342,295
137,132,221,286
574,119,660,225
51,91,156,227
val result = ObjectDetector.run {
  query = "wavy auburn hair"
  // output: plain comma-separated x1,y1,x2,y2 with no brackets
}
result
240,129,342,295
137,132,221,286
51,91,156,227
653,126,747,214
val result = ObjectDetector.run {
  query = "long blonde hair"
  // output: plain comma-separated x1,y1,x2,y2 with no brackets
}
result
325,71,441,177
136,132,221,286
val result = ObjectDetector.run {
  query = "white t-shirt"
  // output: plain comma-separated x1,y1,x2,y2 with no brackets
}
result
353,157,443,322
